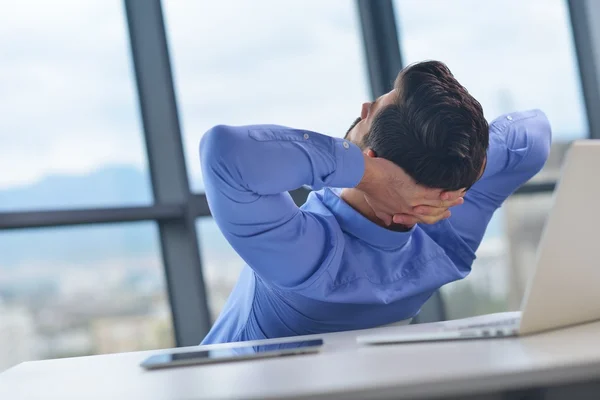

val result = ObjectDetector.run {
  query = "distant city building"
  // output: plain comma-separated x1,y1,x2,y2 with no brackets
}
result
0,301,37,372
91,312,172,354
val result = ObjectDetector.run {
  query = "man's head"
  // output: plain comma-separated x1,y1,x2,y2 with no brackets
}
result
345,60,488,191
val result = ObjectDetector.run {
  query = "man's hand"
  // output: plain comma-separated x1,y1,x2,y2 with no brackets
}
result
356,155,464,226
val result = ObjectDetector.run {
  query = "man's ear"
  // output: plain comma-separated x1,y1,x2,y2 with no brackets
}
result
364,148,377,158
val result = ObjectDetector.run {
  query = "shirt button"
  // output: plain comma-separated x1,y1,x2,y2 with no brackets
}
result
506,115,513,121
303,133,309,140
343,141,350,149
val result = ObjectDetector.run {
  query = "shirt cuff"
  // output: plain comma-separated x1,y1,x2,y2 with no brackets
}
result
328,138,365,188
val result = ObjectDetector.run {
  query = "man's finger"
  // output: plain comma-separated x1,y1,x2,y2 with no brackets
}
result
422,188,444,201
421,196,464,208
418,210,452,225
421,198,446,208
365,197,398,222
441,188,466,201
422,187,466,202
375,211,393,226
446,197,464,208
393,214,419,226
413,205,450,217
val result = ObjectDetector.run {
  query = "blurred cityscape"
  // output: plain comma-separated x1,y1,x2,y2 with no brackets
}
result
443,142,569,319
0,254,175,372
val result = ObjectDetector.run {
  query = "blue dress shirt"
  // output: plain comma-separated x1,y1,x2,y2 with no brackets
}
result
199,110,551,344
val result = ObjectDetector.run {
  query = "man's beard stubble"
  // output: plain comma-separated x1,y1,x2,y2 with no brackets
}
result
344,117,362,140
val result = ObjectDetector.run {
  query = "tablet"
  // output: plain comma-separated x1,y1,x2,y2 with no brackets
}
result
140,338,324,370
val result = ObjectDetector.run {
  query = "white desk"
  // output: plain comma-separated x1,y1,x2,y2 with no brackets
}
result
2,316,600,400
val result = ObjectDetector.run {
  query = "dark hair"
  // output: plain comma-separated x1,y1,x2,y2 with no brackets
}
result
364,61,489,191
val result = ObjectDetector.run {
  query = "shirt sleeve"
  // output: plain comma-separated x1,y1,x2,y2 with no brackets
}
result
199,124,365,288
442,109,553,252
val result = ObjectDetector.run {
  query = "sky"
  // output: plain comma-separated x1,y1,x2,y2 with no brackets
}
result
394,0,587,133
0,0,587,194
0,1,146,189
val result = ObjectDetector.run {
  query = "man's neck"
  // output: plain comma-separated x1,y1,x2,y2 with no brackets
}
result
340,188,412,232
340,188,382,226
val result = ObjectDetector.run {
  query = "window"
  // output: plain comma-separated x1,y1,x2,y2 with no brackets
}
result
0,1,151,211
502,192,554,308
0,223,174,373
394,0,586,141
393,0,587,317
162,0,370,193
196,219,245,320
164,0,370,317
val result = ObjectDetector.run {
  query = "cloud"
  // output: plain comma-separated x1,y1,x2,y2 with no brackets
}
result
0,0,588,192
0,0,146,188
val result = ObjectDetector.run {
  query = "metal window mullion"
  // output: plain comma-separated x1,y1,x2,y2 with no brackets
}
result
0,205,184,229
124,0,210,346
356,0,403,98
568,0,600,139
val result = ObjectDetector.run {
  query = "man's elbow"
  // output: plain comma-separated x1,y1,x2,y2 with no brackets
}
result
512,110,552,176
199,125,237,171
527,110,553,173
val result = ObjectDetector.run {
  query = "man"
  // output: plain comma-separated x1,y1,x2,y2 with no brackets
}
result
199,61,551,344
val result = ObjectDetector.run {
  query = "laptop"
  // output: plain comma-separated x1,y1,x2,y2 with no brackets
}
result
357,140,600,345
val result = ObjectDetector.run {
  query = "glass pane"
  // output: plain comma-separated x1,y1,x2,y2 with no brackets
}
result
196,217,245,321
163,0,370,192
503,193,554,308
441,211,511,319
196,218,245,320
0,222,174,373
442,193,552,319
393,0,587,143
0,1,151,211
393,0,586,318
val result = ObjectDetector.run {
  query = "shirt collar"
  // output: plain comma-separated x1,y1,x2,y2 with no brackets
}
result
322,188,414,249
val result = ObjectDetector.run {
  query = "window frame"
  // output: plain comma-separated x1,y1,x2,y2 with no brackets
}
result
1,0,596,344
